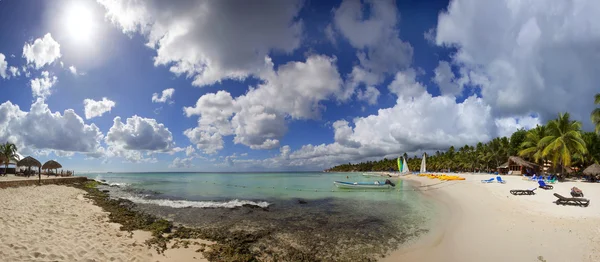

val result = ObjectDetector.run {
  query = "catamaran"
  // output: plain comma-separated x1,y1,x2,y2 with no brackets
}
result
398,156,410,174
420,153,426,173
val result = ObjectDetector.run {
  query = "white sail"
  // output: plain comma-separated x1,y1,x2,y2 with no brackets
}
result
420,153,427,173
401,157,410,173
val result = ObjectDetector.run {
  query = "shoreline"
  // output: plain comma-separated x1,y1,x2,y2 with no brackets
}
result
385,173,600,262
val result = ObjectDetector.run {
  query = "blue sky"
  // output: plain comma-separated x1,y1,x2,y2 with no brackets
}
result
1,0,599,172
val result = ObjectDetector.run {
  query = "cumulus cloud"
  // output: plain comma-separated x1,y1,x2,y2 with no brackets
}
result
238,70,504,169
332,0,412,75
83,97,116,119
184,55,343,153
30,71,57,99
69,66,77,75
98,0,304,87
169,157,194,168
106,115,175,152
9,66,20,78
356,86,380,105
434,0,600,127
0,99,103,155
0,53,7,79
151,88,175,103
22,33,61,69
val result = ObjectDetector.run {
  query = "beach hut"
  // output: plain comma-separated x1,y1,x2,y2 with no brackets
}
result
497,162,509,175
42,160,62,176
506,156,539,175
17,156,42,182
583,163,600,180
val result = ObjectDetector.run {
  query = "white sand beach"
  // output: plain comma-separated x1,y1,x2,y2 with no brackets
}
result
386,173,600,262
0,185,209,262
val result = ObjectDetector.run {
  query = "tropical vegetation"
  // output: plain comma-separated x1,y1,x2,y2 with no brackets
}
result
0,142,20,175
592,93,600,134
328,111,600,174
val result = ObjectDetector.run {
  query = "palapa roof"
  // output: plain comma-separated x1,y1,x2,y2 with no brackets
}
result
17,156,41,167
497,162,509,168
583,163,600,175
508,156,539,168
42,160,62,170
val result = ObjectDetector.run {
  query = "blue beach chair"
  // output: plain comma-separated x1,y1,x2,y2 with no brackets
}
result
481,178,495,183
496,176,506,184
538,180,553,190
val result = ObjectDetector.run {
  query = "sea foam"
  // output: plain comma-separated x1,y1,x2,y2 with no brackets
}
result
125,197,271,209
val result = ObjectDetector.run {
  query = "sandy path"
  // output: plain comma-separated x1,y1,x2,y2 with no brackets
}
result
0,185,209,262
385,174,600,262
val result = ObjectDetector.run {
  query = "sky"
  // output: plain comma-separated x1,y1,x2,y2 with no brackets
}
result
1,0,599,172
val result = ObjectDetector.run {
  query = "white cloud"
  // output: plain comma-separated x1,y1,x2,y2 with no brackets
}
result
83,97,116,119
9,66,20,78
433,61,462,97
184,145,195,156
22,33,61,69
30,71,57,99
106,115,175,152
332,0,412,75
434,0,600,127
356,86,380,105
495,115,541,138
69,66,77,75
169,157,194,168
0,53,7,79
239,70,503,169
98,0,304,87
184,55,343,153
0,99,103,155
151,88,175,103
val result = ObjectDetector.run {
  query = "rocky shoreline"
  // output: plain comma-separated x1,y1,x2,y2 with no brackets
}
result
75,180,430,261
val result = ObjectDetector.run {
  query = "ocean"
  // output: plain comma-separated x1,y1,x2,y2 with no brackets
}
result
85,172,437,260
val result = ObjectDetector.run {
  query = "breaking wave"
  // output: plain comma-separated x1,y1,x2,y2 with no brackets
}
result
125,197,271,209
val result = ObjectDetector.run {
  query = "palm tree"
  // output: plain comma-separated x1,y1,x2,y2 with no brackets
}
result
541,113,587,172
592,93,600,134
519,125,548,165
0,142,20,176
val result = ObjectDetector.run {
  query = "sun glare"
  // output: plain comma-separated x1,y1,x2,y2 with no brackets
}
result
64,3,95,43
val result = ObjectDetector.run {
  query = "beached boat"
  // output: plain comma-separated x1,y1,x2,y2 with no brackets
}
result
362,172,380,177
333,180,395,189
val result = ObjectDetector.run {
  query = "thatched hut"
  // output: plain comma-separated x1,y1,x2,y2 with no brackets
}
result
504,156,539,175
42,160,62,175
497,162,509,175
17,156,42,180
583,163,600,176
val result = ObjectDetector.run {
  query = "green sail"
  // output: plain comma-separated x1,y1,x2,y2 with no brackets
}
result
397,157,402,172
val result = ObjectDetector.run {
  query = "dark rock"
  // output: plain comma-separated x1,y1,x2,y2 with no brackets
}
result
298,199,308,204
102,190,110,193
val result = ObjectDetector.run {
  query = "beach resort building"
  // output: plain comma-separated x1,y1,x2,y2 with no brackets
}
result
497,156,539,175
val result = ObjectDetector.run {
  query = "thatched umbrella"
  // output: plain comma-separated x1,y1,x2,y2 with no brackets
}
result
583,163,600,176
42,160,62,175
17,156,42,182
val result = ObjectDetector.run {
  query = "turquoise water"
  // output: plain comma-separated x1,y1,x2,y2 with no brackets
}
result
83,172,437,260
86,172,426,205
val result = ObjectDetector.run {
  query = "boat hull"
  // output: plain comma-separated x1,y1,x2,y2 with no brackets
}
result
333,181,393,189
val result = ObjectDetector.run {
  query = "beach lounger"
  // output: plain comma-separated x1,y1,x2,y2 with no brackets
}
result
553,193,590,207
481,178,495,183
496,176,506,184
510,188,536,195
538,180,553,190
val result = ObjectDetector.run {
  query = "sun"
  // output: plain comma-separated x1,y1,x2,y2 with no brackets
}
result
64,2,95,44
